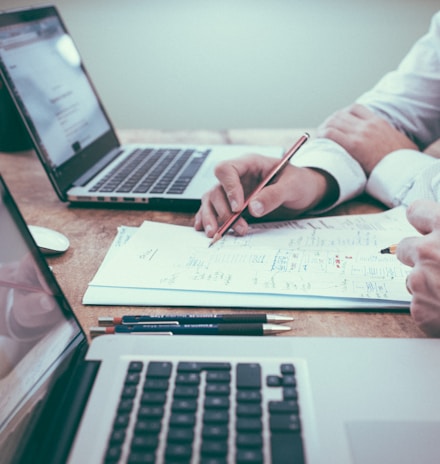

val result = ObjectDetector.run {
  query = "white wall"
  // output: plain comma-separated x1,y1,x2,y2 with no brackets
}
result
2,0,439,129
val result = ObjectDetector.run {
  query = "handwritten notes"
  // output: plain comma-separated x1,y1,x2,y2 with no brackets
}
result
84,207,417,309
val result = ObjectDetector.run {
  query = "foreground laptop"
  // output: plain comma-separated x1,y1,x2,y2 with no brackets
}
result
0,5,283,210
1,174,440,464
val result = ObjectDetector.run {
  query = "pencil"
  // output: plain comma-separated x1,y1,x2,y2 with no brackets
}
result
209,132,310,247
380,244,397,254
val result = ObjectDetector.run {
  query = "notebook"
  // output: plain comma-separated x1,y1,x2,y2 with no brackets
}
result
2,181,440,464
0,5,283,210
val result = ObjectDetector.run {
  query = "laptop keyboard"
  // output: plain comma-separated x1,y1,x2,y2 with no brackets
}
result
104,360,305,463
89,148,210,195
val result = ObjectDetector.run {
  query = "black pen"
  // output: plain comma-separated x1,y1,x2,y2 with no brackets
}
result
90,323,291,336
98,313,294,326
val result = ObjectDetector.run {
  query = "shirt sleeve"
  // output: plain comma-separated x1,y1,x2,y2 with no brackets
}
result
357,12,440,150
292,137,367,212
357,11,440,207
291,12,440,211
366,149,440,207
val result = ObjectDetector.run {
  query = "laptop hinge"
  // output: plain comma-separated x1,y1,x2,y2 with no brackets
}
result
73,148,123,187
16,341,101,464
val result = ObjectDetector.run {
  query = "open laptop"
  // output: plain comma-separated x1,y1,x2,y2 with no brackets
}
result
0,5,283,210
2,181,440,464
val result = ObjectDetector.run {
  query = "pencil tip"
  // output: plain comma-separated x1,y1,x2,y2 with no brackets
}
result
208,233,221,248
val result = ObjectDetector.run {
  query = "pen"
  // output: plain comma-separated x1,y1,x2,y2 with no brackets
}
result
98,313,294,326
90,323,291,336
380,244,397,254
209,132,310,247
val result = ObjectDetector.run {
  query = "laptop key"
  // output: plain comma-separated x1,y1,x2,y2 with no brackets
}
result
236,363,262,389
201,439,228,456
236,448,264,464
166,427,194,443
236,433,263,448
165,443,193,460
270,432,305,464
146,361,172,378
127,451,156,464
130,434,158,451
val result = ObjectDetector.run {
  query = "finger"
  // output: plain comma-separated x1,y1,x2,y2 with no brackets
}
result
317,125,350,149
317,109,361,147
198,188,229,237
248,182,287,217
410,297,440,337
395,236,421,267
214,157,256,212
406,268,440,336
397,232,440,269
348,103,376,120
198,187,249,237
319,108,357,133
406,199,440,234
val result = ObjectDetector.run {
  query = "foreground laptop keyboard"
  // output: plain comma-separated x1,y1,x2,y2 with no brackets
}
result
89,148,210,195
104,360,305,463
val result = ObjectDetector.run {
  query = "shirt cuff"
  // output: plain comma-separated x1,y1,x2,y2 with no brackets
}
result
366,149,439,207
292,138,367,212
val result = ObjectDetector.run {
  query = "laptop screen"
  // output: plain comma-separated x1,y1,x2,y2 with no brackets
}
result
0,6,120,199
0,176,83,461
0,10,111,169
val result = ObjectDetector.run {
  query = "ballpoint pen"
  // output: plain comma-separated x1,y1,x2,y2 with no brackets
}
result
98,313,294,326
209,132,310,247
90,323,291,336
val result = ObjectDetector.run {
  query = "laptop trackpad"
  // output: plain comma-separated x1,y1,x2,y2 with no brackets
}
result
346,421,440,464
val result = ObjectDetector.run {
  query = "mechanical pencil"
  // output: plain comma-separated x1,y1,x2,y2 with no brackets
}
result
90,323,291,336
98,313,294,326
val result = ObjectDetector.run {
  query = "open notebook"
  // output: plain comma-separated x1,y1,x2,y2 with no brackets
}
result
0,5,283,209
1,174,440,463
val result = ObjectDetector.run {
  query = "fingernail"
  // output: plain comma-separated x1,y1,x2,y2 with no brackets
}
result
230,199,239,212
205,224,213,236
250,200,264,216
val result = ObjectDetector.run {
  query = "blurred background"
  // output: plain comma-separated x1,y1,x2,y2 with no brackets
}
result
2,0,439,130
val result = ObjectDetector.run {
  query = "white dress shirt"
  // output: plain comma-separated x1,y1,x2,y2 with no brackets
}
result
293,11,440,210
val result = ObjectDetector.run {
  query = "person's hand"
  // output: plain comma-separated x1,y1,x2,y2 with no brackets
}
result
396,199,440,336
194,153,338,237
317,103,418,175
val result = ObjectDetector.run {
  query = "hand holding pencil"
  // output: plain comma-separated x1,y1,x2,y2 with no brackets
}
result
194,132,334,242
209,133,310,246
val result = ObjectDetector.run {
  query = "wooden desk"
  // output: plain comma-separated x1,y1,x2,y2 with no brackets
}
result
0,129,426,339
